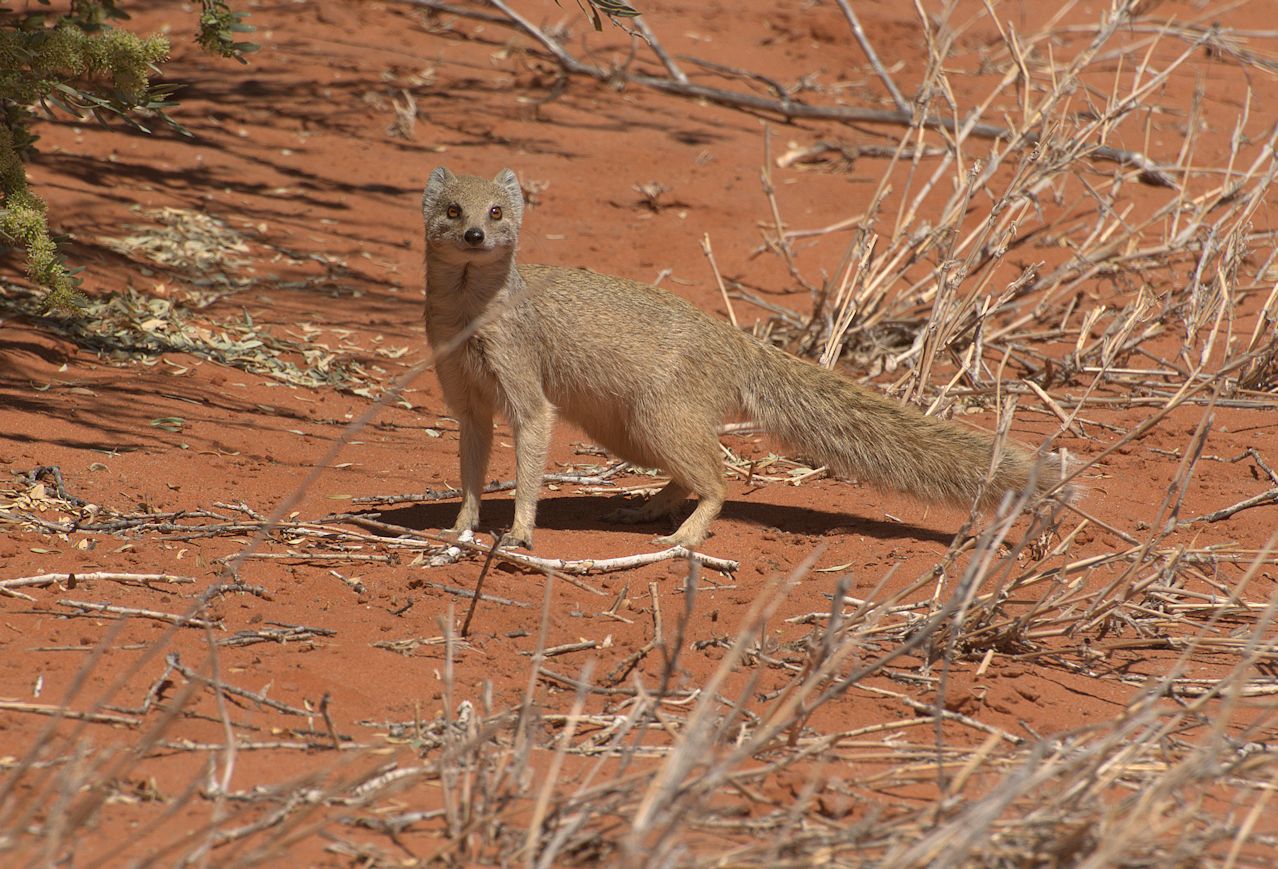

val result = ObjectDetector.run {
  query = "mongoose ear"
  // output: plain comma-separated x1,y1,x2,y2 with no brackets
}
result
494,168,524,224
428,166,455,189
423,166,454,212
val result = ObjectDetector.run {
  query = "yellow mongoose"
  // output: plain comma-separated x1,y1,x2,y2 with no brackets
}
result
423,167,1061,549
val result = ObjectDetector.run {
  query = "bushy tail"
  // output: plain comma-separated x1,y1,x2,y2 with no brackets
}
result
739,342,1063,509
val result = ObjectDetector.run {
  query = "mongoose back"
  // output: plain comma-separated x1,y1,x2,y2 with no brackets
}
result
422,167,1062,549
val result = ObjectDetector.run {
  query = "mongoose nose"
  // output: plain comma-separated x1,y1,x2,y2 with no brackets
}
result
464,228,485,246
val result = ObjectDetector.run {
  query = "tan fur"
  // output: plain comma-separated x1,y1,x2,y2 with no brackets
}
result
423,167,1064,549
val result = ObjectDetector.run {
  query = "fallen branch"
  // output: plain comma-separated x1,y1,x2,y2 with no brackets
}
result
402,0,1175,186
219,624,336,648
56,599,217,629
536,640,602,658
491,545,738,576
0,572,197,590
0,700,138,727
150,738,369,754
430,580,531,609
1181,486,1278,525
18,465,86,507
168,654,315,717
341,808,448,834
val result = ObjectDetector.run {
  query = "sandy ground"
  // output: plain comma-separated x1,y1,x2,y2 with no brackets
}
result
2,0,1277,864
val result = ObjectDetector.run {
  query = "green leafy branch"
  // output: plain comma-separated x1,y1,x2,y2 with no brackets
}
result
0,1,255,313
197,0,258,62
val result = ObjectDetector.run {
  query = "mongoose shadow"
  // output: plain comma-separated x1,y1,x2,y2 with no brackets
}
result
366,497,957,546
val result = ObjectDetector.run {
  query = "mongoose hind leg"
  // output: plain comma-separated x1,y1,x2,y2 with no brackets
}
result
603,481,690,526
649,436,726,549
655,491,724,548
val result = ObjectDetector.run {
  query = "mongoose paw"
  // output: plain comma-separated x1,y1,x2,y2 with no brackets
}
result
654,531,706,549
498,531,533,551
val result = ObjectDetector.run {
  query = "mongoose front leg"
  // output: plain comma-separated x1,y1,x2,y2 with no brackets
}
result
504,400,554,549
450,406,494,537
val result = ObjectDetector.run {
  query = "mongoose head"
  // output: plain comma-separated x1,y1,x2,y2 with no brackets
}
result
422,167,524,265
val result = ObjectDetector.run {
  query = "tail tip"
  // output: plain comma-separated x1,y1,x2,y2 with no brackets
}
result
1036,448,1083,506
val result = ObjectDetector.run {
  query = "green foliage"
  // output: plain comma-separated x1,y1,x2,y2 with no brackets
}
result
0,122,82,310
0,1,255,313
197,0,258,62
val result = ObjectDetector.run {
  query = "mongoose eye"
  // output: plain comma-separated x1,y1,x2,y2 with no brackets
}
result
489,206,503,220
446,204,461,219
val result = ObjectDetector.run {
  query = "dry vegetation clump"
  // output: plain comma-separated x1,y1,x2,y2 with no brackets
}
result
3,0,1278,865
